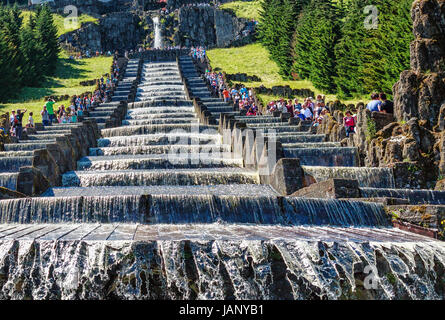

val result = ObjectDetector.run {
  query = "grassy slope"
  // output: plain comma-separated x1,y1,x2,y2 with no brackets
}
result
220,0,262,20
1,52,112,123
207,43,367,106
0,11,106,123
21,10,98,37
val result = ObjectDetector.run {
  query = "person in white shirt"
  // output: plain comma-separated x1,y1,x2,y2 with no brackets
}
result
27,112,34,128
302,105,313,120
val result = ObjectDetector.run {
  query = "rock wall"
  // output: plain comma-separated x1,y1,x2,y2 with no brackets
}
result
393,0,445,127
176,7,246,48
59,12,145,52
316,0,445,189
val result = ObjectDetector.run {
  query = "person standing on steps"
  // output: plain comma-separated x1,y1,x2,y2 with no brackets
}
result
343,110,356,137
379,93,394,114
10,110,16,126
366,93,382,112
15,109,27,141
41,106,50,126
45,98,56,125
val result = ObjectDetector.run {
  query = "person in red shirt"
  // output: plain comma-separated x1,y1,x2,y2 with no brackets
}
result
343,110,356,137
222,88,230,102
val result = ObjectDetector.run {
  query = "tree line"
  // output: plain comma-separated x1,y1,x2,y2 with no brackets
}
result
0,4,59,102
258,0,413,99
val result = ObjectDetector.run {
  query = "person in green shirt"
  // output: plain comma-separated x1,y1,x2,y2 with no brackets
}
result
45,99,55,124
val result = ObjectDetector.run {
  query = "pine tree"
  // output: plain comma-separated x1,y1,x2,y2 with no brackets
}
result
34,4,59,76
292,0,316,80
306,0,340,93
259,0,308,77
334,0,368,98
20,18,42,86
0,4,20,101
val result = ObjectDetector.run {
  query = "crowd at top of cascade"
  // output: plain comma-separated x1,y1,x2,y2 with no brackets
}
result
6,59,120,142
200,51,393,138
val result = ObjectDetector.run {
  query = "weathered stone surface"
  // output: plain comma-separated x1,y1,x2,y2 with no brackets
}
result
292,179,360,199
0,187,27,200
177,7,246,47
393,0,445,126
388,204,445,239
16,166,51,196
270,158,304,196
60,12,145,52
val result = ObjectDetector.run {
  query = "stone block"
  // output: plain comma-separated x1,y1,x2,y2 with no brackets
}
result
270,158,305,196
291,178,360,199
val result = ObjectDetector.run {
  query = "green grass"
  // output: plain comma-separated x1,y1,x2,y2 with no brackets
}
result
220,0,262,20
21,10,98,37
0,52,112,123
207,42,367,106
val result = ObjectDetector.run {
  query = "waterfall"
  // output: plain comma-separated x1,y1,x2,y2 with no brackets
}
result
0,237,443,299
153,16,163,49
1,57,444,300
0,195,389,227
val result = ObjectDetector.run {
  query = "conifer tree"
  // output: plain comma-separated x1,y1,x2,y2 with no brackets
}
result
34,4,59,76
20,19,42,86
306,0,340,93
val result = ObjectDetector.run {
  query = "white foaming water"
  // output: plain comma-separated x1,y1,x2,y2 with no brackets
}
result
153,16,163,49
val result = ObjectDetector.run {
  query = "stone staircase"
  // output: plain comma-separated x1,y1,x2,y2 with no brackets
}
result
0,53,443,300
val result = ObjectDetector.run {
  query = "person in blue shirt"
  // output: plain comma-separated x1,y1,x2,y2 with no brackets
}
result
366,93,382,112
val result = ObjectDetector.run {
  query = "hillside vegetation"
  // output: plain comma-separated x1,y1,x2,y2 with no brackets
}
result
21,10,98,37
220,0,261,20
1,52,112,123
207,43,366,105
258,0,413,99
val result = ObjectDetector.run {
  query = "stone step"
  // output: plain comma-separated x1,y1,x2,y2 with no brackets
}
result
301,166,395,189
0,150,34,157
126,112,195,120
89,144,230,156
26,133,67,140
0,223,435,244
62,168,258,187
0,172,18,190
97,133,221,148
0,156,33,172
283,147,359,167
360,188,445,205
100,124,219,137
4,142,52,151
122,118,199,126
76,154,243,170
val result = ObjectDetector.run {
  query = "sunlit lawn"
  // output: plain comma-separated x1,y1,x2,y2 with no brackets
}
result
1,52,112,123
21,10,98,37
220,0,262,21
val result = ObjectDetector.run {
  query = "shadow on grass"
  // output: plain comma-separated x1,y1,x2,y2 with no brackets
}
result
3,57,90,104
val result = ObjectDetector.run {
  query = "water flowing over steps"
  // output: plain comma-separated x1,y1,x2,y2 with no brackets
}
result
0,60,139,192
0,56,444,300
179,56,445,206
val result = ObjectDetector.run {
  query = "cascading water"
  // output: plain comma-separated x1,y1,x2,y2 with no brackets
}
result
0,57,444,300
153,16,163,49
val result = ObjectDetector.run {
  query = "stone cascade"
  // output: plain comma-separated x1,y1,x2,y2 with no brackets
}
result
0,54,444,299
0,59,134,196
180,57,445,212
178,56,392,184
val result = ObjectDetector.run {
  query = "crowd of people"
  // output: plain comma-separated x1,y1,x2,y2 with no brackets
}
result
9,109,33,141
205,70,259,116
191,46,206,61
202,64,394,139
41,70,119,126
265,95,331,126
